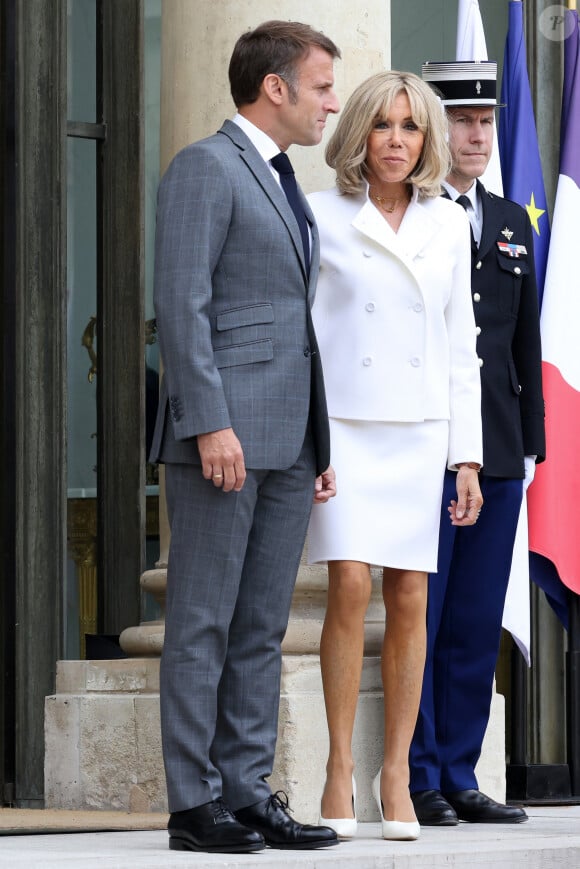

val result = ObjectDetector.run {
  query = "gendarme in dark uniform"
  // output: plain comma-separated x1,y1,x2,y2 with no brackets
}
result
409,60,545,826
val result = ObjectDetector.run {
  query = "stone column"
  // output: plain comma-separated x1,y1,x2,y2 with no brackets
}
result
155,0,390,179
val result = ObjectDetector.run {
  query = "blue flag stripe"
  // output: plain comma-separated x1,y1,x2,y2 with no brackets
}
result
499,0,550,305
499,0,567,625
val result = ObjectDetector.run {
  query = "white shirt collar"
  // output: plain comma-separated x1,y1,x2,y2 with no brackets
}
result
232,113,280,164
442,179,478,211
442,180,482,245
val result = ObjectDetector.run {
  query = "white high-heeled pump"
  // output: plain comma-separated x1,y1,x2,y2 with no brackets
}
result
372,770,420,841
319,774,358,839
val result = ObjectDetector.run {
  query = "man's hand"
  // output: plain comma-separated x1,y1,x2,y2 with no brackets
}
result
448,466,483,526
313,465,337,504
198,428,246,492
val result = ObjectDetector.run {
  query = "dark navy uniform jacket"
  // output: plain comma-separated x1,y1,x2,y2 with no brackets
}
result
471,180,545,478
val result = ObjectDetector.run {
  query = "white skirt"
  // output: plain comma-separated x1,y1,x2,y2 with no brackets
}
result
307,418,449,573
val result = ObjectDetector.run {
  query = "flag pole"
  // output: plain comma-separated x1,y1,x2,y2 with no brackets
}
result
568,591,580,794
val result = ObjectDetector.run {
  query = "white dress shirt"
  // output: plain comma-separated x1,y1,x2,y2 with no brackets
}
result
233,112,281,184
442,180,483,246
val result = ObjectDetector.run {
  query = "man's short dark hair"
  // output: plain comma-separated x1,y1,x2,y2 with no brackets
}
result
229,20,340,107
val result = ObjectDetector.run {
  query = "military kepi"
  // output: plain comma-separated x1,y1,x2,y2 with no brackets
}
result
421,60,499,107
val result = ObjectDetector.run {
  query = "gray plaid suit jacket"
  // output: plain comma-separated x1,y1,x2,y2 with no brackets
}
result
150,120,330,475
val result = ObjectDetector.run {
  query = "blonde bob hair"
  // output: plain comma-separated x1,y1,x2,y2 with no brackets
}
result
326,70,450,198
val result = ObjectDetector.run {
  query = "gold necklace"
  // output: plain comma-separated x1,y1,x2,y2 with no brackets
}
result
370,188,410,213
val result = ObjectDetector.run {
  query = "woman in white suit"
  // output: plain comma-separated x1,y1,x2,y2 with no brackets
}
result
308,71,483,841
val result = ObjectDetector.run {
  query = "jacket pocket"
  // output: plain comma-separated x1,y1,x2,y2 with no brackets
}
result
216,303,274,331
496,252,529,315
214,339,274,369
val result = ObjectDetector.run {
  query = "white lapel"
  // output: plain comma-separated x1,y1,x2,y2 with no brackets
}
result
351,188,445,276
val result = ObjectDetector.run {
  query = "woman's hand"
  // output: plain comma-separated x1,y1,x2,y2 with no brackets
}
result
313,465,337,503
448,466,483,526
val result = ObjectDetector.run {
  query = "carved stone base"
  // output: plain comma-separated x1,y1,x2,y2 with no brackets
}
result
119,567,166,657
44,656,505,814
44,659,165,812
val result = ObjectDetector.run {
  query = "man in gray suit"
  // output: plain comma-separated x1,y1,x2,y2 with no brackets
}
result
150,20,341,854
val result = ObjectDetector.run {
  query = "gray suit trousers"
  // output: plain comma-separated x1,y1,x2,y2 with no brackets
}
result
160,435,316,812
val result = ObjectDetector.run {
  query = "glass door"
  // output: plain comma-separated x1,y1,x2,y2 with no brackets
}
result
66,0,102,658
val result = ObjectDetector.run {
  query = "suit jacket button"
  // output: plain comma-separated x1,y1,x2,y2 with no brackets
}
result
476,326,482,335
303,348,311,357
514,266,522,275
169,395,182,421
478,357,484,367
473,292,481,302
476,261,482,270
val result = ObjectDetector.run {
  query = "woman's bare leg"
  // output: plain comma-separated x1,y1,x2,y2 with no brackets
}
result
319,560,372,819
378,568,428,822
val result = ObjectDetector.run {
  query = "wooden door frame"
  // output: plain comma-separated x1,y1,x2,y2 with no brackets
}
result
0,0,144,805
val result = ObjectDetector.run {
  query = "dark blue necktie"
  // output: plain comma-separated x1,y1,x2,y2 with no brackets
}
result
271,152,310,271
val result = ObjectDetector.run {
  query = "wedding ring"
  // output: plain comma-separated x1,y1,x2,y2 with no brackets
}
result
213,474,223,479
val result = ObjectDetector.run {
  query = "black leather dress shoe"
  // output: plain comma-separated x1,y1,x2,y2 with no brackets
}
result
443,789,528,823
168,798,265,852
411,789,458,826
234,791,339,849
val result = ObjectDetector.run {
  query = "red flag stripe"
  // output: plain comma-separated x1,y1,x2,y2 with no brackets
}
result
528,361,580,594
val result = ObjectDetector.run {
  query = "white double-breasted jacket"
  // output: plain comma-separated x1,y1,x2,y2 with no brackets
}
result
309,185,483,468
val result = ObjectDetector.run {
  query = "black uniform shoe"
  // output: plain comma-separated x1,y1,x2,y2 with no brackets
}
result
168,798,265,852
443,789,528,823
411,789,459,826
234,791,339,849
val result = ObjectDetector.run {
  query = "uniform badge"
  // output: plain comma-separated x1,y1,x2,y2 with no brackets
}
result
501,226,514,240
497,241,527,258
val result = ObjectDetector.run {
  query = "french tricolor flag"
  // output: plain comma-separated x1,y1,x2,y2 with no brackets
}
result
528,8,580,597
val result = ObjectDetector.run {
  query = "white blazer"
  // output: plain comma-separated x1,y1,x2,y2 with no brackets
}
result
309,185,483,468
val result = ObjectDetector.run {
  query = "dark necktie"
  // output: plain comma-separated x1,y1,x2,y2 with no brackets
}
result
455,194,477,251
271,152,310,271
